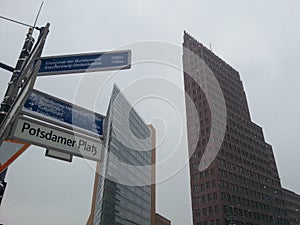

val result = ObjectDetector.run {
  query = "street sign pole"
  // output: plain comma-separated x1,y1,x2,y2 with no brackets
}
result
0,27,34,122
0,24,50,141
0,27,34,205
0,23,50,206
0,60,42,146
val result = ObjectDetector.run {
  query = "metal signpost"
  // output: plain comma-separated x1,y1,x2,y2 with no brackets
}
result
22,89,104,136
12,116,103,162
0,23,50,146
37,50,131,76
0,60,41,147
0,20,132,207
0,23,50,205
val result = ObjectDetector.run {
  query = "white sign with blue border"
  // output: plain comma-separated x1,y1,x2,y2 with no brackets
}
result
37,50,131,76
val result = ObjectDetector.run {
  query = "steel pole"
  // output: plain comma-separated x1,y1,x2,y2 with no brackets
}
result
0,27,35,205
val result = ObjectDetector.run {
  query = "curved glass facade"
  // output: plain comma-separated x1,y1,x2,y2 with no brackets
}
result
92,85,154,225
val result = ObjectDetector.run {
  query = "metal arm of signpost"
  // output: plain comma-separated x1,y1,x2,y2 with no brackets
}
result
0,62,14,73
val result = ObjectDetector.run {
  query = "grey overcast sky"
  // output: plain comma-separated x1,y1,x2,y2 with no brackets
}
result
0,0,299,225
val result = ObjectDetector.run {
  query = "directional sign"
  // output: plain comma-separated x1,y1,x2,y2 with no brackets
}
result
22,89,104,136
12,116,103,162
37,50,131,76
0,140,30,173
0,61,41,147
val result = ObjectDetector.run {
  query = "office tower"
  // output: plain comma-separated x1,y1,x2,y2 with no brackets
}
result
282,189,300,225
87,85,156,225
183,32,299,225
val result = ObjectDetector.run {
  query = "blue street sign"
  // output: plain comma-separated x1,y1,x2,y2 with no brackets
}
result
22,89,104,136
37,50,131,76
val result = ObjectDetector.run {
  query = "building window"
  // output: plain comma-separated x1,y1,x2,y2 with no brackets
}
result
205,170,209,177
208,194,212,201
201,183,205,191
206,182,210,189
213,192,218,200
215,205,219,214
212,180,216,187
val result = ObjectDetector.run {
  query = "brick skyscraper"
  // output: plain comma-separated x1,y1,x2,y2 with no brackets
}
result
183,32,300,225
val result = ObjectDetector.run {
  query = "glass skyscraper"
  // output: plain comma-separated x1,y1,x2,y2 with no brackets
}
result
87,85,156,225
